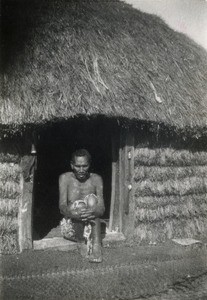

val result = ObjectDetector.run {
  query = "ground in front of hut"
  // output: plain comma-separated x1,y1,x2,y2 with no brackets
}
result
1,240,207,300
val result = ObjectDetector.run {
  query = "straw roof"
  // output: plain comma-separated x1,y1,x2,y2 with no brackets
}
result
1,0,207,129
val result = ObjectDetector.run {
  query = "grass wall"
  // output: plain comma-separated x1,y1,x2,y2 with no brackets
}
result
0,154,21,254
133,147,207,243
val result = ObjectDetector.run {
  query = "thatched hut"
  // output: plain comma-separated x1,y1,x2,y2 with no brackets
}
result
1,0,207,253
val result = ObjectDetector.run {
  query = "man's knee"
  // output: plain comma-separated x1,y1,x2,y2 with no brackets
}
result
85,194,98,208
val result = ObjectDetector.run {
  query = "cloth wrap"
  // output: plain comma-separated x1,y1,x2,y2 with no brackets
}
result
60,218,92,254
60,194,98,254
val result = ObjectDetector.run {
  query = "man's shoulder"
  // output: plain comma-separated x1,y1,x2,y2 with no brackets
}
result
90,173,103,183
59,172,73,181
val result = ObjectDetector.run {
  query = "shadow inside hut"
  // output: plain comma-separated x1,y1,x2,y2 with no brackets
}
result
32,118,113,241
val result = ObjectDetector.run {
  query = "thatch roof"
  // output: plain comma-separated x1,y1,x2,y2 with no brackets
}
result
1,0,207,129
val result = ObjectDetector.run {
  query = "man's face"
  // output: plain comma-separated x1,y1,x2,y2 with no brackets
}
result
71,156,90,181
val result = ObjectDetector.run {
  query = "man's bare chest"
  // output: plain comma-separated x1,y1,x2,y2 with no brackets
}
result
68,179,96,201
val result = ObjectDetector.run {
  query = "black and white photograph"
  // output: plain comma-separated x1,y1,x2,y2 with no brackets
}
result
0,0,207,299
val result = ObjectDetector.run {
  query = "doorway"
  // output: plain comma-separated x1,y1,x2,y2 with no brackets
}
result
33,119,114,240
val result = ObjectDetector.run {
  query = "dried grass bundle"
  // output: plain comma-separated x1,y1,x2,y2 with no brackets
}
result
135,176,207,197
0,181,21,199
134,217,207,244
0,159,21,253
0,198,19,217
135,201,207,223
134,148,207,167
0,153,20,164
134,165,207,182
1,0,207,128
0,163,21,183
0,216,18,235
0,233,18,254
135,194,207,209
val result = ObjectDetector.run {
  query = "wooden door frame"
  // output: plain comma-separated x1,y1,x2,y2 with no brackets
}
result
18,128,135,251
18,155,36,252
118,128,135,238
108,130,119,232
108,128,135,237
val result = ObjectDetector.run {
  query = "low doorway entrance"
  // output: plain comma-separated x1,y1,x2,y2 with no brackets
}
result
19,118,135,251
32,118,122,247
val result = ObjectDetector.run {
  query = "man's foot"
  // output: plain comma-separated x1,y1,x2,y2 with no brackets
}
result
77,242,88,258
88,243,102,263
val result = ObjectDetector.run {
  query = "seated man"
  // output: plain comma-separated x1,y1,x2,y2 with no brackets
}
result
59,149,105,263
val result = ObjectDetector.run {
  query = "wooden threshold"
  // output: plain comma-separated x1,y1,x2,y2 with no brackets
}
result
33,232,125,251
33,237,77,251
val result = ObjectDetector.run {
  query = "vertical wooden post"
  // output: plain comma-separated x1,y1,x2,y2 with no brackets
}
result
109,133,117,232
119,129,125,233
123,131,134,215
124,130,135,238
118,128,135,238
18,155,35,251
18,177,33,251
108,127,135,235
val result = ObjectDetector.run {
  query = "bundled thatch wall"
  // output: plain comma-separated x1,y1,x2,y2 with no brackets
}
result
133,147,207,243
1,121,207,252
0,131,32,254
0,154,21,254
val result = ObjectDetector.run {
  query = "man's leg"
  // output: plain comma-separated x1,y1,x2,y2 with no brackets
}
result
61,217,85,242
88,218,102,263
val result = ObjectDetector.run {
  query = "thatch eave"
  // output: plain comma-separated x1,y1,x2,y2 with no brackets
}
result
1,0,207,129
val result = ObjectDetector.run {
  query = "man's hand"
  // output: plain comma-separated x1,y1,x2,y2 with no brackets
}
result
80,208,95,222
69,207,95,222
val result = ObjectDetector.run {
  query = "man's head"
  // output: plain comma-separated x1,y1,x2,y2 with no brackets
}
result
70,149,91,181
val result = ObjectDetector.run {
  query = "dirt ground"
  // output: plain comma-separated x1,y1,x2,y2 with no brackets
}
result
138,272,207,300
1,241,207,300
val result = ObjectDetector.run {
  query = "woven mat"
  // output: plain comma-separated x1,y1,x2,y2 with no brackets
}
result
1,243,207,300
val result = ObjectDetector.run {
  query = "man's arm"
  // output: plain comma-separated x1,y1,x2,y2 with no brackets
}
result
59,173,84,220
59,174,77,218
59,174,70,217
94,175,105,217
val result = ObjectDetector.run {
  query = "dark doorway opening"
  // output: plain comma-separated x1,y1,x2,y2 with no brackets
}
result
33,118,113,240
